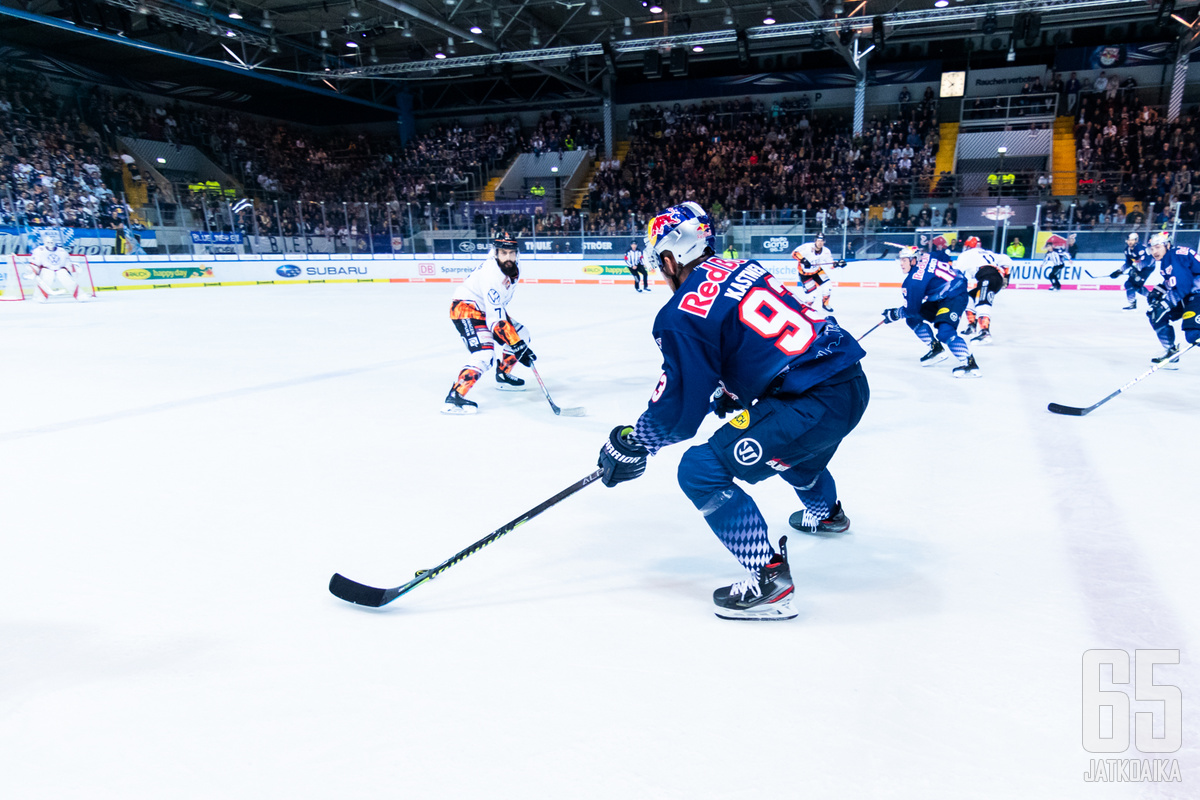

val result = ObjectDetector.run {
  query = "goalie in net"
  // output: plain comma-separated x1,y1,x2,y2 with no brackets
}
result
15,231,96,302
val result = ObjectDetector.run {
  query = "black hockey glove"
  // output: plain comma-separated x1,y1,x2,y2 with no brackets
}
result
1108,269,1124,279
710,387,743,419
598,425,649,488
882,307,906,324
834,259,848,269
511,340,537,367
1146,288,1171,325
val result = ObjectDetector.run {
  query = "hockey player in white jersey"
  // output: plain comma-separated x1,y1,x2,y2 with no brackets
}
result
29,230,86,302
791,233,846,313
956,236,1012,343
442,232,536,415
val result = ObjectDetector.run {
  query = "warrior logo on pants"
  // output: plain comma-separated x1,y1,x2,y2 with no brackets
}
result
733,438,763,466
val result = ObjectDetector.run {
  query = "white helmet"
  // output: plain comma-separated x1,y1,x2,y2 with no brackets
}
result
645,201,716,271
1126,232,1139,245
42,229,61,249
897,245,920,261
1148,232,1171,248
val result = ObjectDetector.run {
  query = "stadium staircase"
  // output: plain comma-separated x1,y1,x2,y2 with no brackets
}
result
121,164,148,206
930,122,958,191
481,175,503,201
571,140,629,210
1052,116,1077,196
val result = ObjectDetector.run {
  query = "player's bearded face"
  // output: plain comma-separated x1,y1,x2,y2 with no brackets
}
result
497,247,519,274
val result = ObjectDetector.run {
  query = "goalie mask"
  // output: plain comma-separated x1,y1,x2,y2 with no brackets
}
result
645,201,716,274
492,231,520,279
42,230,61,250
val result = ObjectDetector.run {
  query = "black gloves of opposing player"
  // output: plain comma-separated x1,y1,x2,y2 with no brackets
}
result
598,425,649,488
834,259,848,268
511,340,537,367
710,387,743,419
882,307,906,323
1109,269,1124,279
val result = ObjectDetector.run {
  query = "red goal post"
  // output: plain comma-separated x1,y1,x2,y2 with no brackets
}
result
0,254,97,301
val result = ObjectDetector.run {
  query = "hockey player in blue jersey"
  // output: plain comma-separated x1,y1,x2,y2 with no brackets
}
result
1109,232,1155,310
881,246,981,377
1143,232,1200,367
595,202,870,621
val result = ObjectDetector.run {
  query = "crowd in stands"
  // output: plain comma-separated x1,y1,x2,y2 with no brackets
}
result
583,91,940,236
0,69,140,231
1071,69,1200,226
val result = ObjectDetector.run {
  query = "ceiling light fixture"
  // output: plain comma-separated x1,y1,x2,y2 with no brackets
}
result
434,48,447,59
403,20,413,38
447,36,456,55
723,8,734,26
227,4,242,20
648,4,663,13
469,23,483,34
260,9,272,28
623,17,632,35
692,44,704,52
934,0,948,7
268,37,280,53
319,29,330,48
349,0,362,19
530,26,540,46
369,46,379,64
589,0,601,17
763,7,776,24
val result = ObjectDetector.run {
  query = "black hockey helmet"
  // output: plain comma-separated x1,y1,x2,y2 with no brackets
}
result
493,231,519,251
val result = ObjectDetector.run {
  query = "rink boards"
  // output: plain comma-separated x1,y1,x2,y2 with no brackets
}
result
77,254,1136,292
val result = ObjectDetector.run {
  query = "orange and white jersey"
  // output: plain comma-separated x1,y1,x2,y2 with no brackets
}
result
957,248,1012,282
30,245,72,271
450,255,519,342
792,242,835,276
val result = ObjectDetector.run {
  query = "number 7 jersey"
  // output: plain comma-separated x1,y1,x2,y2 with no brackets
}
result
634,256,866,454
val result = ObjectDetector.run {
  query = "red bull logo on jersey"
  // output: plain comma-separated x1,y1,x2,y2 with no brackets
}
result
679,258,739,318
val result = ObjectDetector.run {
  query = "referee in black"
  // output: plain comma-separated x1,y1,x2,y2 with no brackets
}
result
625,240,650,292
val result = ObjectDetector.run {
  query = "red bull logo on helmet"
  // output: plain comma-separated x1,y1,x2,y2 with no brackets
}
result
647,208,686,244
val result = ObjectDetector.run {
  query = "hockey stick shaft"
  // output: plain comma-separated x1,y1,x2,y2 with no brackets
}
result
856,318,887,342
529,363,586,416
329,469,606,607
529,363,562,414
1047,343,1196,416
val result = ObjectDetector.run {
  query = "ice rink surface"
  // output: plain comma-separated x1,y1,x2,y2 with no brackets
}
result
1,278,1196,799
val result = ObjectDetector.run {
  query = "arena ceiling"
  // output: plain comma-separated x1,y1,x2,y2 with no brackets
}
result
1,0,1198,122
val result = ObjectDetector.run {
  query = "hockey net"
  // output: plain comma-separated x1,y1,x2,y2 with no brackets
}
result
0,254,97,301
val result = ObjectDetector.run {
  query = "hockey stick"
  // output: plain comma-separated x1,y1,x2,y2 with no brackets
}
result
329,468,605,607
1084,269,1120,280
530,363,586,416
856,318,888,342
1047,343,1196,416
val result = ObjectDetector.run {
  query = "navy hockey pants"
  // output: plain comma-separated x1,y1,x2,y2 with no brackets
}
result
677,364,869,574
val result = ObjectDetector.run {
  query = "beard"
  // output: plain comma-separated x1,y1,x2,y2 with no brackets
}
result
499,258,519,278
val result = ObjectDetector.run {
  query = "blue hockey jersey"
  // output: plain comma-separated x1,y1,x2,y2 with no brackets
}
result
899,251,967,317
633,256,865,454
1156,246,1200,307
1125,243,1149,272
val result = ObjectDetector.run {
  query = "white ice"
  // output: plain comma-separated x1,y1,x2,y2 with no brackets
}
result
1,281,1197,799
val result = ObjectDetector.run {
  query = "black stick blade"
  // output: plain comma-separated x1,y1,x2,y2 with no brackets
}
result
1047,402,1087,416
329,573,401,607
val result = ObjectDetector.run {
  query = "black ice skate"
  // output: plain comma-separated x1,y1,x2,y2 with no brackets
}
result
441,389,479,415
970,330,992,344
919,340,949,366
962,322,977,337
1152,344,1181,369
952,354,982,378
789,501,851,535
495,367,527,391
1123,299,1138,310
713,537,797,621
